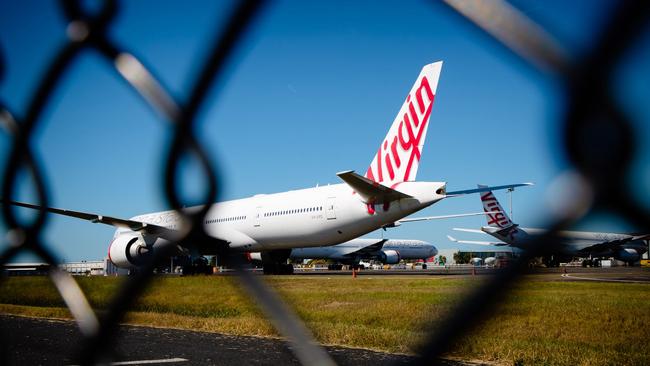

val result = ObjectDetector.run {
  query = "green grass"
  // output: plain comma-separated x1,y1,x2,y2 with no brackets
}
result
1,275,648,365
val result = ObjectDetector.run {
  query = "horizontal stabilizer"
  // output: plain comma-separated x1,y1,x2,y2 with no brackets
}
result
446,182,534,197
398,212,496,223
337,170,412,204
453,227,488,234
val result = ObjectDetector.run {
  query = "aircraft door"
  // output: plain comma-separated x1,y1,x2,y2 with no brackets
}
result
326,197,336,220
254,206,262,227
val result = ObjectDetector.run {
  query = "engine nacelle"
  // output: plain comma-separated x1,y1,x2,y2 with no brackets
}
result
246,252,262,262
616,248,640,263
108,233,150,268
379,250,401,264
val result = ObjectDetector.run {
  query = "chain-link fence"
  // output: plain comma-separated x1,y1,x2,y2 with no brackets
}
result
1,0,649,365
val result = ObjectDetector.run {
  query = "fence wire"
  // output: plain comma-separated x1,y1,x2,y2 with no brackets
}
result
1,0,649,365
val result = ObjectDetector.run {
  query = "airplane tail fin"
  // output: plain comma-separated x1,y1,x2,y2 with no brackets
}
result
365,61,443,187
478,184,516,229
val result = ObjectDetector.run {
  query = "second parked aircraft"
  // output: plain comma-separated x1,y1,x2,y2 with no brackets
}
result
448,186,649,265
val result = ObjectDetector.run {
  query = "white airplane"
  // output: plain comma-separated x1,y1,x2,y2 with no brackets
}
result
3,61,530,274
247,238,437,272
448,185,650,266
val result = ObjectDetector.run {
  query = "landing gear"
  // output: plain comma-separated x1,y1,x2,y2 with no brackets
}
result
260,250,293,275
175,255,212,275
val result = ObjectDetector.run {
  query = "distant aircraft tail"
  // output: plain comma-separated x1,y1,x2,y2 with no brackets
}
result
365,61,443,187
478,184,515,229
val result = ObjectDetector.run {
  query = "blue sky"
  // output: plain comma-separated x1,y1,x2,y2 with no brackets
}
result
1,0,649,262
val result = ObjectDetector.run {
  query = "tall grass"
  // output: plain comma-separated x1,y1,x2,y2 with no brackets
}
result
1,275,648,365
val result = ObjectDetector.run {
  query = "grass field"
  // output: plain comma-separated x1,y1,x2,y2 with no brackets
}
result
1,274,649,365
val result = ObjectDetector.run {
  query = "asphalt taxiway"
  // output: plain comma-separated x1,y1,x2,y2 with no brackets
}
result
1,315,422,365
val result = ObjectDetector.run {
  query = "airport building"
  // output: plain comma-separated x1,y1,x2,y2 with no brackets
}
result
58,258,128,276
453,250,514,266
458,251,514,260
436,249,514,265
3,258,127,276
60,260,105,275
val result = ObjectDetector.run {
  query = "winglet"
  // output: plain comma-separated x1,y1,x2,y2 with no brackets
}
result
337,170,412,204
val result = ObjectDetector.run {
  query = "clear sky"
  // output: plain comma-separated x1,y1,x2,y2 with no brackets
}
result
1,0,649,262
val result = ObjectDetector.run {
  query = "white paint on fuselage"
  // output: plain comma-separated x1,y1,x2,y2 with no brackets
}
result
119,181,446,252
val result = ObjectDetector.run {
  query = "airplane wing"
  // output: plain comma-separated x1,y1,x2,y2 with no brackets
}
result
341,239,388,257
1,199,181,241
447,235,508,246
337,170,412,204
446,182,534,197
347,239,388,255
631,234,650,241
574,236,646,254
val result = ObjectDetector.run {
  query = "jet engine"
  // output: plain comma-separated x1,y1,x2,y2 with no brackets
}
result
108,233,151,268
246,252,262,262
379,250,401,264
484,257,497,267
616,248,640,263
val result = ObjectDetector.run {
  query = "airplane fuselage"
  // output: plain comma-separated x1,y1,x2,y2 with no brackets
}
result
289,239,438,261
483,226,647,259
115,181,446,253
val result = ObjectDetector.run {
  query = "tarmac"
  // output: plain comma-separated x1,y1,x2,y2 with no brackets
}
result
1,266,647,365
0,315,487,365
